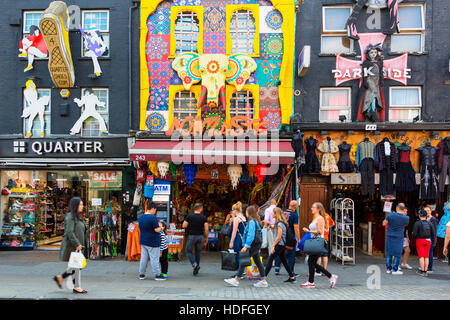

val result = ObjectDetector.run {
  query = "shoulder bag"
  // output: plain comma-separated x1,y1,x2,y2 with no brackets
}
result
303,234,328,256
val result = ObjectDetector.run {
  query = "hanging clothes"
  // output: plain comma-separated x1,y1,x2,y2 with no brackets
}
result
416,144,440,200
127,223,141,261
437,137,450,193
337,142,355,173
375,139,397,196
317,138,339,176
394,144,417,192
356,139,376,196
304,137,321,173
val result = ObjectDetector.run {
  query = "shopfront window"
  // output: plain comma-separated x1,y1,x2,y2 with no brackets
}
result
389,86,422,122
320,88,351,122
0,170,122,249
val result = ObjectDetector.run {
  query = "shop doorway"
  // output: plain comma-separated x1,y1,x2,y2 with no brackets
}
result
299,183,329,238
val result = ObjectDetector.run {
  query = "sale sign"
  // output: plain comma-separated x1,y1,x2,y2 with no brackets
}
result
92,171,118,182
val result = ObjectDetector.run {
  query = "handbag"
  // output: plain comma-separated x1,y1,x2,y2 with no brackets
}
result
298,232,312,251
220,223,231,236
221,250,238,271
303,236,328,256
239,250,252,267
68,250,87,269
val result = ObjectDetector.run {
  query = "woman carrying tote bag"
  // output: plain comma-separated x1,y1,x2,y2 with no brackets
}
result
300,202,338,289
228,202,247,267
52,197,88,294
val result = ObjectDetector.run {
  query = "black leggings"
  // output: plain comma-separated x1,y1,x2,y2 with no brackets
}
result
308,254,332,283
265,245,294,278
160,248,168,274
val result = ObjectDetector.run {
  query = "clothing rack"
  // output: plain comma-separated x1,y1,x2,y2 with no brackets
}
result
88,210,120,259
331,197,355,265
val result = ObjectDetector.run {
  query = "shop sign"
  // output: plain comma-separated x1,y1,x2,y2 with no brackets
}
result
92,198,102,206
297,46,311,77
154,184,171,195
165,116,269,137
20,140,103,155
92,172,118,183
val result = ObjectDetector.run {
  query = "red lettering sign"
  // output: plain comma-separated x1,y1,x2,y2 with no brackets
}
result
92,172,118,182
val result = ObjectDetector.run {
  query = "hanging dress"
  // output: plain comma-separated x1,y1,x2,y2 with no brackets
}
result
394,146,417,192
417,145,440,200
317,138,339,176
304,137,321,173
337,143,355,173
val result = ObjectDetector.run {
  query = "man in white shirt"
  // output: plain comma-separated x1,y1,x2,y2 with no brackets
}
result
264,199,277,258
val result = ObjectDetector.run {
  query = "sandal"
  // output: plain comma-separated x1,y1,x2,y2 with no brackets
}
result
53,276,62,289
73,288,88,294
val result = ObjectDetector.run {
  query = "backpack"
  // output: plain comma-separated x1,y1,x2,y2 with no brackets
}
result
283,222,297,248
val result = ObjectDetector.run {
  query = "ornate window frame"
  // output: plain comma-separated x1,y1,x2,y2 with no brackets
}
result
168,85,202,127
225,84,259,126
169,6,204,58
225,4,260,57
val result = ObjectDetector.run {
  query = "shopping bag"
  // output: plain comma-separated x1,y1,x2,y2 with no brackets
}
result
303,237,328,256
221,250,238,271
298,232,312,251
261,227,268,249
247,256,264,280
239,250,252,267
68,250,87,269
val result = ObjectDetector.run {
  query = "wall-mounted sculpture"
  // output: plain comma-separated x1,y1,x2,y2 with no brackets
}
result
18,26,48,72
22,80,50,138
172,53,257,118
80,25,108,78
70,89,108,135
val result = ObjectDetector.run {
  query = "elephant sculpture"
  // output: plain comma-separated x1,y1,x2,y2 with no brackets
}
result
172,53,257,115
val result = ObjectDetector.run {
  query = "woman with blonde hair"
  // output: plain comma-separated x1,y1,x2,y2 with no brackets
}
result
229,201,247,267
301,202,338,289
264,207,297,283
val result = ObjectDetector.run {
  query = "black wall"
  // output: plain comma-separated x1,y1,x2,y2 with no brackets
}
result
294,0,450,123
0,0,140,136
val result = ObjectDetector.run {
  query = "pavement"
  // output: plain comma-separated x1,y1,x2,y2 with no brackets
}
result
0,249,449,300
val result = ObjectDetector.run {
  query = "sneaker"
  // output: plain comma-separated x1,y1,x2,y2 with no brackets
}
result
386,270,392,274
284,277,297,284
329,274,338,288
300,281,315,288
39,1,75,88
398,267,402,271
315,272,323,277
427,270,433,274
423,271,429,277
392,270,403,275
139,274,145,280
224,278,239,287
154,274,166,281
293,273,300,278
401,264,413,270
193,264,200,275
274,268,280,275
253,280,268,288
161,273,168,279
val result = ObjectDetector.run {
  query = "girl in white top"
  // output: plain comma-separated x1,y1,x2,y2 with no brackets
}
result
300,202,338,289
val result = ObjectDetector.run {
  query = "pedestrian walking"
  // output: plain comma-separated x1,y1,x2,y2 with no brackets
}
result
159,221,169,279
263,199,277,255
264,207,297,283
382,203,410,275
412,209,435,276
53,197,88,294
183,203,209,275
228,202,247,267
400,206,412,270
138,201,165,281
224,205,267,288
316,211,334,276
424,205,438,273
300,202,338,289
274,200,300,276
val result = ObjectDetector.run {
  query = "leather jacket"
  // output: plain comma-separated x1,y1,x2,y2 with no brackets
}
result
417,146,439,167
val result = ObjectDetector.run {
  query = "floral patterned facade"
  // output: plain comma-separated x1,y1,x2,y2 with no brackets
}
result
144,0,285,132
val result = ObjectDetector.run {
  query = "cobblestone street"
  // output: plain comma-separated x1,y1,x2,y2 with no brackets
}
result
1,250,449,300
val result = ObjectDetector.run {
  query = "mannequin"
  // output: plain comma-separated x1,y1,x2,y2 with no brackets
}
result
437,137,450,192
416,143,440,200
395,143,416,192
318,137,339,176
356,138,376,196
375,138,397,196
337,141,355,173
304,136,321,173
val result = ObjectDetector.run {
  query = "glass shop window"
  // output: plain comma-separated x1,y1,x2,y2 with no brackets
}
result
173,90,198,121
390,5,424,53
81,88,109,137
229,10,256,55
230,90,255,118
22,88,51,137
174,11,200,54
389,87,422,122
81,10,110,57
23,11,44,36
321,6,353,54
319,88,351,122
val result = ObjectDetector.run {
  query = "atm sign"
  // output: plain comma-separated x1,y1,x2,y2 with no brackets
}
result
154,184,171,195
92,172,118,182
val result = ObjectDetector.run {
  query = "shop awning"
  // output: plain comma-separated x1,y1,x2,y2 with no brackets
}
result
129,140,295,164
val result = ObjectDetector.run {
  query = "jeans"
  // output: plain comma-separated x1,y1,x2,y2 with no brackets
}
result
266,245,294,278
139,245,161,276
386,256,401,272
186,235,204,267
428,246,435,271
308,254,332,283
160,248,168,274
235,249,265,280
62,268,81,288
274,248,296,273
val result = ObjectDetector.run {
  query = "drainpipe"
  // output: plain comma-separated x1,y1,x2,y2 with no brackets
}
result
129,0,140,133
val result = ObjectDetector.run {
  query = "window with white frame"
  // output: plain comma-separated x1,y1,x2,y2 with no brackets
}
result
81,10,110,57
23,89,51,137
390,4,424,53
81,88,109,137
230,90,254,118
321,6,353,54
23,11,43,36
173,91,198,121
174,11,200,54
389,87,421,122
319,88,351,122
230,10,256,55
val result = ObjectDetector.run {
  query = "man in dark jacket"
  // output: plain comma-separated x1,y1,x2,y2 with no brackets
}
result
424,205,438,273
